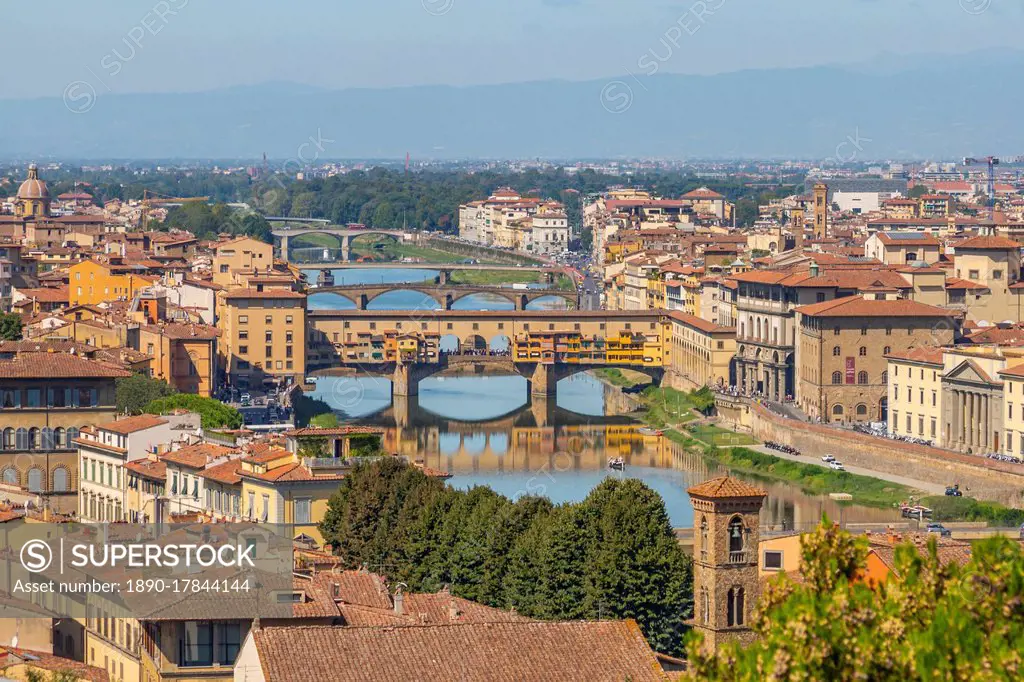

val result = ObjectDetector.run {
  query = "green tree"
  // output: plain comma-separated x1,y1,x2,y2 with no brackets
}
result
0,313,23,341
144,394,242,429
907,184,929,199
686,522,1024,681
309,412,339,428
116,374,176,414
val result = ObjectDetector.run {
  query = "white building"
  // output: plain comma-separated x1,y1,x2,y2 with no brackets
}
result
160,442,242,517
77,414,190,522
832,191,883,215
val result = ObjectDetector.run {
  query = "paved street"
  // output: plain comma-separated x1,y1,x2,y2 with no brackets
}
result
749,444,947,496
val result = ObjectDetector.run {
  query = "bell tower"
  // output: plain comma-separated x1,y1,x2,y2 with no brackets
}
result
813,181,829,239
688,476,766,653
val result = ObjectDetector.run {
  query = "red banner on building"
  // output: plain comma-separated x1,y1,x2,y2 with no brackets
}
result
845,357,856,384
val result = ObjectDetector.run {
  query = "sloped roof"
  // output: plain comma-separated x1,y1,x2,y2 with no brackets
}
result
687,476,766,499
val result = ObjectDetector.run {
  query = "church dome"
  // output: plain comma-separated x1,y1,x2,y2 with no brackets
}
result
17,164,50,200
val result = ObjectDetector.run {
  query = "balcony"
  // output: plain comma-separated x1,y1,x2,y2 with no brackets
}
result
728,551,747,564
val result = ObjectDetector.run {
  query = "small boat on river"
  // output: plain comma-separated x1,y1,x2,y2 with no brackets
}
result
607,457,625,471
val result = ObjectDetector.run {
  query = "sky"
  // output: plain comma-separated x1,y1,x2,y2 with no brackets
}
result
3,0,1023,99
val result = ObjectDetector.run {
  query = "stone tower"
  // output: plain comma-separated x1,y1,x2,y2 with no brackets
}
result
813,182,829,239
687,476,767,653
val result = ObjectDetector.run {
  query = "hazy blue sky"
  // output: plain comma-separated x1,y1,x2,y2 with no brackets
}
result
4,0,1022,98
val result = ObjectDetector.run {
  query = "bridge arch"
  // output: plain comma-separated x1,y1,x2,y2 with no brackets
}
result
524,293,576,310
449,289,517,309
462,334,488,353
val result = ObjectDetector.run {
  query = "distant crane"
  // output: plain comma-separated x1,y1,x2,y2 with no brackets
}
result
963,156,1000,221
140,189,210,230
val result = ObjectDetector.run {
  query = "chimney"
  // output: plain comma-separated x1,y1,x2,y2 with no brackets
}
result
332,583,340,600
808,261,819,278
447,599,460,622
393,590,404,616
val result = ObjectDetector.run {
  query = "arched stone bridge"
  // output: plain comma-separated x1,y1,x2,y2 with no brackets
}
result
311,283,578,310
272,228,408,261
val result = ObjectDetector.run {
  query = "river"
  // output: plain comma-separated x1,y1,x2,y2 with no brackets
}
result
307,265,900,529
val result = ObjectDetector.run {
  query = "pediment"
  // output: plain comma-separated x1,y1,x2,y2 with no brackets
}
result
945,359,994,386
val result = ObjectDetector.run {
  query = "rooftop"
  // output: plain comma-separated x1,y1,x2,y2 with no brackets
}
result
687,476,766,499
0,353,132,379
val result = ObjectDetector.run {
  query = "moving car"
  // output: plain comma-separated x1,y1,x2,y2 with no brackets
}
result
925,523,952,538
821,454,836,463
828,461,846,471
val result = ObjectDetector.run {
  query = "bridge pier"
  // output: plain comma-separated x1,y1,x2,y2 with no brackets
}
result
278,234,289,260
392,363,436,397
340,235,351,263
529,363,558,397
358,294,369,310
439,269,450,285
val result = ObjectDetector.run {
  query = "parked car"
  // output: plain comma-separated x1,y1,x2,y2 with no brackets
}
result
945,485,963,497
821,454,836,463
926,523,952,538
828,461,846,471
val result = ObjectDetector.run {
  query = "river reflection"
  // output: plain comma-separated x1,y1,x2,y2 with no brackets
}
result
312,372,900,528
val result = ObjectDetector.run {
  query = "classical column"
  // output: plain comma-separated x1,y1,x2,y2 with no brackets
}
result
982,395,989,452
952,390,961,446
966,393,975,448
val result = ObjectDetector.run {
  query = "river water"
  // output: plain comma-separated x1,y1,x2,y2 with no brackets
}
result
308,266,900,529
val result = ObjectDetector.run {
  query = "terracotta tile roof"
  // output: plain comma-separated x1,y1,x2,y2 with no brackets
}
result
0,648,109,682
124,458,167,481
876,232,939,246
886,347,945,365
946,277,990,291
196,458,243,485
241,444,292,464
161,443,238,469
249,620,667,682
955,235,1021,250
688,476,766,499
998,362,1024,378
96,414,168,435
0,354,132,379
141,322,218,340
13,286,70,303
794,296,953,318
667,310,733,334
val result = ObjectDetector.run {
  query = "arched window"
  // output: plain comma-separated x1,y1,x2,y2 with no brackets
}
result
2,428,12,449
858,371,869,385
41,427,54,450
832,371,842,385
67,427,79,444
832,346,841,356
856,403,869,416
27,468,42,493
54,427,66,449
699,515,708,559
1,467,17,485
884,346,891,355
52,468,69,492
701,587,710,625
881,371,888,385
15,428,27,450
28,427,40,450
859,347,867,357
833,404,845,416
728,516,744,554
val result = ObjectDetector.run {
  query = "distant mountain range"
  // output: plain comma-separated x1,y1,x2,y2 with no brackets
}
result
3,51,1024,161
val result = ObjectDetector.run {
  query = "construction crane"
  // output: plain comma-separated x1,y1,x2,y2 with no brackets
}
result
963,156,1000,221
140,189,210,230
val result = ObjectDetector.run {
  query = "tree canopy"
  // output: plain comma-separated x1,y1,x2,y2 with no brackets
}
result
686,521,1024,681
319,460,692,655
116,374,176,414
0,313,22,341
144,394,243,429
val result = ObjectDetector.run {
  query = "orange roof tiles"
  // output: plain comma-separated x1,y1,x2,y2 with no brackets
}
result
886,347,945,365
955,235,1021,250
249,620,667,682
97,414,168,435
687,476,766,499
794,296,952,318
161,443,238,469
0,354,132,379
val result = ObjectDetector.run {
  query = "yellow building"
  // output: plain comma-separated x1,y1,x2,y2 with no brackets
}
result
667,311,736,389
219,288,307,388
212,236,275,288
69,259,154,306
887,347,945,442
999,363,1024,460
239,443,346,545
137,323,218,397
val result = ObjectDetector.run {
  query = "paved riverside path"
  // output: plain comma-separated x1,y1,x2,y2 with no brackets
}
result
747,444,947,496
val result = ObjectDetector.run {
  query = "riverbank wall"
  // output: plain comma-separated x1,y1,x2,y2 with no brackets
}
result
719,399,1024,507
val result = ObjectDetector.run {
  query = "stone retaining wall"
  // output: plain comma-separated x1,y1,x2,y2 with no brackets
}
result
746,403,1024,507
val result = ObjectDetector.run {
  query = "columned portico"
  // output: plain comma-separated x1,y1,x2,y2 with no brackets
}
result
942,360,1003,455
